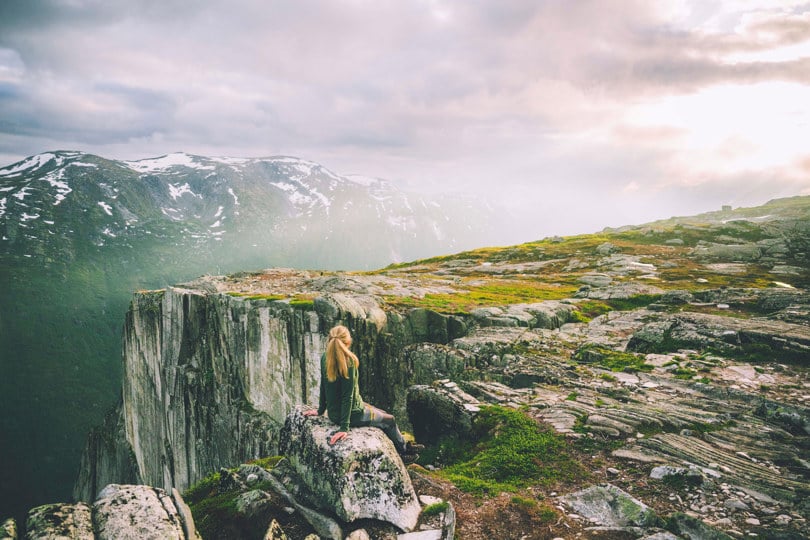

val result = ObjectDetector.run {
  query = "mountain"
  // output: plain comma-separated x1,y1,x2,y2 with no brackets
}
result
0,151,493,270
0,150,497,523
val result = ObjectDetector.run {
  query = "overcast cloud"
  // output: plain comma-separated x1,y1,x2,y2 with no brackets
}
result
1,0,809,242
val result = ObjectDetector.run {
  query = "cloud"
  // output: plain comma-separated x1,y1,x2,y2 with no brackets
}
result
0,0,808,241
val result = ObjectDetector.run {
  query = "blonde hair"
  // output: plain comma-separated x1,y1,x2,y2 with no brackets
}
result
326,325,359,382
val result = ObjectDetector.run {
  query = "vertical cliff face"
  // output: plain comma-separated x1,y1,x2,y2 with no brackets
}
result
75,287,326,500
75,285,469,502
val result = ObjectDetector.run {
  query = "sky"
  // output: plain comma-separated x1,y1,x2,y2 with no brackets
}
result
1,0,809,243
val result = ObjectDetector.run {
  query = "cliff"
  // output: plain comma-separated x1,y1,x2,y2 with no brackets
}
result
74,276,497,501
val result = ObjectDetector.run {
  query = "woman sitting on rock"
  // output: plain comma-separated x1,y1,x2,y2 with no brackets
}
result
304,325,422,460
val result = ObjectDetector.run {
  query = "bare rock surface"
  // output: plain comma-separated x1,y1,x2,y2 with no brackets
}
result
277,410,421,532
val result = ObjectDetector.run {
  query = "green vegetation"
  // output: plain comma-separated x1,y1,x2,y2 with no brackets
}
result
247,456,284,470
574,344,653,373
226,292,285,301
422,501,450,517
426,406,584,496
384,279,578,314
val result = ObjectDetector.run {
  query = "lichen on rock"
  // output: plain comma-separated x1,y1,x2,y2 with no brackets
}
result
277,409,421,532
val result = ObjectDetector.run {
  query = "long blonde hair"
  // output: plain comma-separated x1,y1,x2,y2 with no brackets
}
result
326,325,359,382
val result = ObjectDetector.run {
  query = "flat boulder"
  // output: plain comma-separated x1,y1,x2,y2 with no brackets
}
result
278,410,421,532
26,503,94,540
561,484,661,528
93,484,199,540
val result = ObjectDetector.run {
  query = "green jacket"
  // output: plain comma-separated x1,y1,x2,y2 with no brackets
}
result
317,353,365,431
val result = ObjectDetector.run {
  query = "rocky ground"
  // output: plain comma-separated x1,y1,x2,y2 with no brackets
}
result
184,198,809,539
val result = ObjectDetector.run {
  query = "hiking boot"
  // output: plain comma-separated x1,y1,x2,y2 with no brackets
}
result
404,442,425,455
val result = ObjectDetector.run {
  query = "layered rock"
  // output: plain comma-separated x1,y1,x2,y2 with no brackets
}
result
276,410,422,532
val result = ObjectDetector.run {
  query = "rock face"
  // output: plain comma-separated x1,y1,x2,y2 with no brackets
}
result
76,283,470,501
277,410,421,532
25,485,199,540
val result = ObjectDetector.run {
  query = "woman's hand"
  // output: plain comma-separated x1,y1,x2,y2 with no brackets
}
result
302,409,319,417
329,431,347,445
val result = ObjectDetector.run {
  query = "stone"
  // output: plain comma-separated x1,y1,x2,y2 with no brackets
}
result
579,272,613,287
561,484,661,528
639,533,680,540
93,484,195,540
26,503,94,540
407,383,479,444
278,410,421,532
723,498,749,511
345,529,372,540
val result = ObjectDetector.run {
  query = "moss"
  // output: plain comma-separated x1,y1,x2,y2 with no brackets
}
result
422,501,450,517
289,297,315,309
385,279,577,314
247,456,284,470
599,373,618,382
574,344,653,373
565,392,579,401
432,406,585,496
227,292,286,301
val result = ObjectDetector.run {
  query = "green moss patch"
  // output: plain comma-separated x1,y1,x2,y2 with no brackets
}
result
573,344,653,373
428,406,584,496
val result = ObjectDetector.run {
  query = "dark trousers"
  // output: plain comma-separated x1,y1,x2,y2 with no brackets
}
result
351,403,406,454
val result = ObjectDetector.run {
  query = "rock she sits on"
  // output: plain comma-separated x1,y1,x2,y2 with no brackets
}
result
278,410,421,532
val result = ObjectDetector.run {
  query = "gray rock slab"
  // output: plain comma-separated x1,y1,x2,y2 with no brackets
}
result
279,410,421,532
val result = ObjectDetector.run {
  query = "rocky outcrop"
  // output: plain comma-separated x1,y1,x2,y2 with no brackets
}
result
407,381,480,444
76,285,471,501
25,485,199,540
276,410,422,532
626,311,810,361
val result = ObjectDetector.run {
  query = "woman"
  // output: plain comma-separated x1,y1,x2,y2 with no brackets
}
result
303,325,421,458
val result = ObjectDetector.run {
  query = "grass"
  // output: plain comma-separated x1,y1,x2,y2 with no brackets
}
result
574,344,654,373
422,501,450,517
427,406,585,496
384,279,578,314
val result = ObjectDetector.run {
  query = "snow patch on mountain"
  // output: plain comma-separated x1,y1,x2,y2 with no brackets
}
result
13,187,32,201
125,153,214,173
0,153,56,178
43,169,72,205
168,182,200,200
98,202,113,216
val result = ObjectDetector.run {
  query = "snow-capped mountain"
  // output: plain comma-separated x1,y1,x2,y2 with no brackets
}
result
0,151,493,270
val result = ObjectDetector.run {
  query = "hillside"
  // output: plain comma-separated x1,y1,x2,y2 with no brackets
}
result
66,195,810,539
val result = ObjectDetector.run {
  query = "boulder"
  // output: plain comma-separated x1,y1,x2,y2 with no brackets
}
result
26,503,94,540
93,484,200,540
561,484,660,528
277,410,421,532
407,382,480,444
